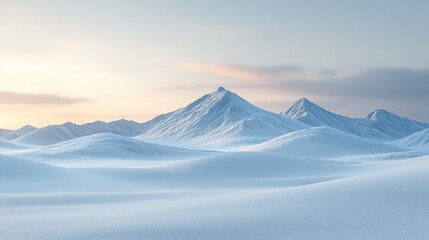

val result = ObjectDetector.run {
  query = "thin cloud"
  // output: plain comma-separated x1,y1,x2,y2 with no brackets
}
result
250,67,429,122
168,65,429,121
275,68,429,100
0,91,90,105
178,62,324,81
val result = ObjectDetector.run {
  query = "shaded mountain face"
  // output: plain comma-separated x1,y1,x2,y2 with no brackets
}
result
281,98,429,140
138,87,308,148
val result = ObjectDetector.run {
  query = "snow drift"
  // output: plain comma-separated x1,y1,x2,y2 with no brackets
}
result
19,132,205,161
247,126,407,158
392,128,429,152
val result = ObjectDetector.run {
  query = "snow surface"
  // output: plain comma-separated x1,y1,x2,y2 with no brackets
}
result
18,132,209,163
245,126,407,159
392,128,429,152
1,87,429,240
1,152,428,240
0,139,28,152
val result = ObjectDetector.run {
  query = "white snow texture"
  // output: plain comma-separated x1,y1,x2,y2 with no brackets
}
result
1,87,428,240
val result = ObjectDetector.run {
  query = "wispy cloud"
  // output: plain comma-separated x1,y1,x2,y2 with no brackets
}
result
0,91,90,105
178,62,328,81
268,68,429,100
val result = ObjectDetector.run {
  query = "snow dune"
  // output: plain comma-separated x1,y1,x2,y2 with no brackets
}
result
1,155,428,240
1,87,429,240
18,132,208,162
0,139,28,152
246,126,407,159
392,128,429,152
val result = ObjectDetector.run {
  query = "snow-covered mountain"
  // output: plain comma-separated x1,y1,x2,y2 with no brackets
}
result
21,132,203,161
0,125,37,141
281,98,429,140
137,87,308,148
246,126,406,159
281,98,390,140
6,89,429,148
392,128,429,152
365,109,429,139
14,120,149,146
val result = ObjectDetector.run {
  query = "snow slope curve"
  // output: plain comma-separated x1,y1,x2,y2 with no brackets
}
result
20,132,205,161
0,138,28,152
247,126,407,159
392,128,429,152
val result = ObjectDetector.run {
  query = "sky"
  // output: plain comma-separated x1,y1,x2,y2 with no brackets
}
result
1,0,429,129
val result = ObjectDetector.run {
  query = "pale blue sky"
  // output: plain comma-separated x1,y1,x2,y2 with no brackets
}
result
1,0,429,128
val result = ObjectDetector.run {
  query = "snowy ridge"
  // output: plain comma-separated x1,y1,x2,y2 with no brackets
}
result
138,87,307,148
14,119,149,146
0,138,28,151
6,89,429,147
392,128,429,152
0,125,37,141
282,98,429,140
21,132,204,161
246,126,406,159
1,87,429,240
366,109,429,139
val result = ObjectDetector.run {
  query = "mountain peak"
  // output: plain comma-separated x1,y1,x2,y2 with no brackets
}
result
294,97,318,108
216,86,227,92
366,109,396,120
139,88,306,148
281,97,323,118
365,108,429,139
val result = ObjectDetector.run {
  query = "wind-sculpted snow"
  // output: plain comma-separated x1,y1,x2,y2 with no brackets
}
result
138,87,307,149
392,128,429,152
19,132,206,161
2,87,429,240
282,98,429,140
1,152,428,239
246,126,407,159
0,139,28,152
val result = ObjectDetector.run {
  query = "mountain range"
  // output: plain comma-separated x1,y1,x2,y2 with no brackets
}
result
1,87,428,149
137,87,307,148
281,98,429,140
